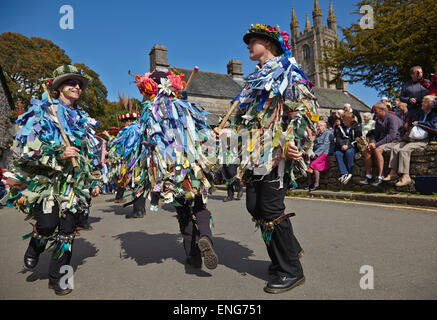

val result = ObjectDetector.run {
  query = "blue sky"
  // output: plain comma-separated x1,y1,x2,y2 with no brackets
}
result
0,0,381,106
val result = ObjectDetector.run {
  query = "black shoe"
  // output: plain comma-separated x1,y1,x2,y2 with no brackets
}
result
198,237,218,270
77,223,93,231
264,275,305,294
304,185,314,191
186,255,202,268
371,177,383,187
23,239,46,270
48,282,73,296
309,185,320,191
222,196,234,202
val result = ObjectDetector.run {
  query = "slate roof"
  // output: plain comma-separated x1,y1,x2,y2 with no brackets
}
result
177,68,241,99
312,87,370,112
175,66,370,114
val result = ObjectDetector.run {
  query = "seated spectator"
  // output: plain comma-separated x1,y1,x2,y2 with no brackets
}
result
334,112,362,185
307,120,334,191
362,112,375,137
327,110,337,128
392,98,401,114
381,97,393,112
360,102,404,186
396,102,409,134
384,95,437,186
343,103,362,124
400,66,430,124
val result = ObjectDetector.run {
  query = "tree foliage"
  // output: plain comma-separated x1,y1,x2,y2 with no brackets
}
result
320,0,437,98
0,32,71,106
0,32,130,131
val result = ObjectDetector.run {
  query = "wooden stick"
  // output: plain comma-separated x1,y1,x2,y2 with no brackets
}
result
184,66,199,91
218,99,240,130
42,84,79,168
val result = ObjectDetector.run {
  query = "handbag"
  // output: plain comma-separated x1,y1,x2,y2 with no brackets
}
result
409,126,428,140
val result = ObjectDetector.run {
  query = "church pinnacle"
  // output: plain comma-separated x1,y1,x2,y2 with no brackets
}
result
312,0,323,27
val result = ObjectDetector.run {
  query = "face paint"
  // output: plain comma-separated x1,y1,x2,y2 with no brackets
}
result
63,90,71,95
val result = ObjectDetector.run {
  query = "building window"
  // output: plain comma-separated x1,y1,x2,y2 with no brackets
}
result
303,45,311,61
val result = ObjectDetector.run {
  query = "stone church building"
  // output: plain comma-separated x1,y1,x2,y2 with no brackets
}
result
149,0,369,123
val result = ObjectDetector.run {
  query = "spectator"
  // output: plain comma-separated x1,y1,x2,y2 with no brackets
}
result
396,102,408,123
362,112,375,137
343,103,362,124
327,110,337,128
392,98,401,114
400,66,430,124
381,97,393,112
306,120,334,191
359,102,404,186
384,95,437,186
334,112,362,185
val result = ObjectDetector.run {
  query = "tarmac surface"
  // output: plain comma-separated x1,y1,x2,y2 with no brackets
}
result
0,192,436,300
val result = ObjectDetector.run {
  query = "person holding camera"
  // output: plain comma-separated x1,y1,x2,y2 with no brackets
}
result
400,66,430,124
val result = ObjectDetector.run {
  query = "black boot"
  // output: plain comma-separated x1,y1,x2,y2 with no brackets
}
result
264,274,305,294
223,186,234,202
185,254,202,268
48,234,74,296
24,237,47,270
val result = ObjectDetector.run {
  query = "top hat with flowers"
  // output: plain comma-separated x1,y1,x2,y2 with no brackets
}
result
243,24,291,57
46,64,92,91
135,69,187,100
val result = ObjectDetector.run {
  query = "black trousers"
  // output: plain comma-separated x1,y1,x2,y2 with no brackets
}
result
175,196,212,257
223,164,242,196
115,186,125,200
133,193,146,215
25,201,76,285
246,167,303,278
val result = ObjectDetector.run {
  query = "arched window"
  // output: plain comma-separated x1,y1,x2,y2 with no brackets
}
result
303,45,311,61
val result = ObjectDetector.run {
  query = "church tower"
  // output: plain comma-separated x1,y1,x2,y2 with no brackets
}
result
290,0,339,89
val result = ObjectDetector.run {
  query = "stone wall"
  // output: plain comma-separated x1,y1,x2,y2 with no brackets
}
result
297,144,437,193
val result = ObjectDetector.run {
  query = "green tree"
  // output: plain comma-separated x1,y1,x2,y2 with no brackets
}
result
74,63,107,119
0,32,71,106
320,0,437,98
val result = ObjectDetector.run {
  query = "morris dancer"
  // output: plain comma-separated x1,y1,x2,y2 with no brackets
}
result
6,65,101,295
119,69,219,269
215,24,319,293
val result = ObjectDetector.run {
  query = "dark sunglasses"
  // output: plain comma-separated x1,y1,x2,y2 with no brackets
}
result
63,79,83,89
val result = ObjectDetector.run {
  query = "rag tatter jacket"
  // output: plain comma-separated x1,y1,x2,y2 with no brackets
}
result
234,55,319,183
8,98,102,217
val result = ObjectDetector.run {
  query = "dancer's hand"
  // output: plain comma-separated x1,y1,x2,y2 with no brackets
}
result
286,141,302,161
92,186,100,197
61,147,80,160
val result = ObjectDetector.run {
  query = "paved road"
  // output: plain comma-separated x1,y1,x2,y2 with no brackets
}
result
0,192,436,300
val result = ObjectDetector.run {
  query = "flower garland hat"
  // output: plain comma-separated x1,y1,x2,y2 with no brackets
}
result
135,69,186,100
48,64,91,91
243,24,292,57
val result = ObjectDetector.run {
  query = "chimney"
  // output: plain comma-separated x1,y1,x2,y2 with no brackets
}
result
149,44,169,72
336,79,348,91
227,60,244,85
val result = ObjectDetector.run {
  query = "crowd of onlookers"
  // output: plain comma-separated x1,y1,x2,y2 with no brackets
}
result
305,65,437,191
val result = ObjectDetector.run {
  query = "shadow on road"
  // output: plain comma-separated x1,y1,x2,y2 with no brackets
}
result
101,204,130,216
207,194,226,201
114,231,270,281
20,238,99,282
